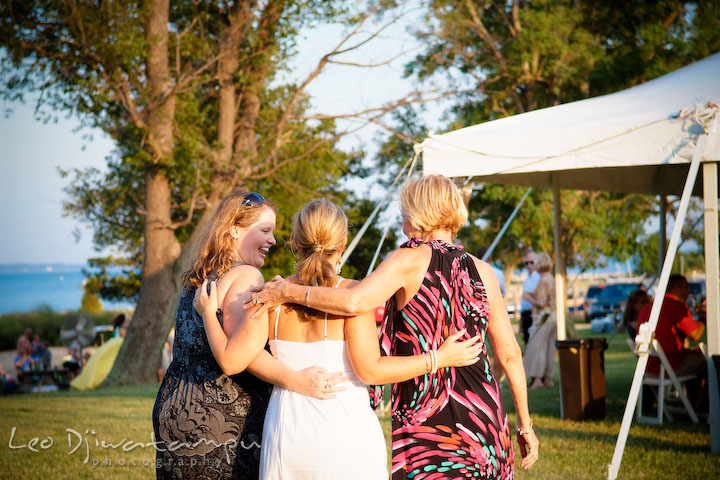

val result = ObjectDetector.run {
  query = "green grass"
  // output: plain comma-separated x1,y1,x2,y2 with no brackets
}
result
503,329,719,479
1,331,718,479
0,385,158,479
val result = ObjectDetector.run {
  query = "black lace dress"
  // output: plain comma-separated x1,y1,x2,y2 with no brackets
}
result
153,287,271,479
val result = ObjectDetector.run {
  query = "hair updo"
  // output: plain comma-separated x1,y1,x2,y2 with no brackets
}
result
291,199,348,287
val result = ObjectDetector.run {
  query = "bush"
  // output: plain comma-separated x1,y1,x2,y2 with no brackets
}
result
0,306,121,350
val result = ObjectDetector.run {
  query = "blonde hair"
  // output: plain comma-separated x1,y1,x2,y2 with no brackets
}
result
182,191,277,289
291,199,348,288
535,252,552,273
400,174,468,237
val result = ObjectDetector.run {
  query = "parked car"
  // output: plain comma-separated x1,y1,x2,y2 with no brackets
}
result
583,284,606,321
588,282,642,321
688,280,706,303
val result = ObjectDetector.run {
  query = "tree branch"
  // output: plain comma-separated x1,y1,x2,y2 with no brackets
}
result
293,88,462,121
267,1,405,163
168,162,203,230
327,48,417,68
250,135,337,180
366,117,415,144
174,18,199,78
462,0,525,113
511,0,522,36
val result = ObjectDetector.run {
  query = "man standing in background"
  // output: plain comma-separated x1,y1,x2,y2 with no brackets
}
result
16,328,32,356
520,249,540,344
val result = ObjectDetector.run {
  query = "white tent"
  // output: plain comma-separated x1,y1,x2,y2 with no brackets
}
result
420,52,720,479
422,53,720,196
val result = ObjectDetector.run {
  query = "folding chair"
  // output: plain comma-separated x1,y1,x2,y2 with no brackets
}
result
628,338,699,424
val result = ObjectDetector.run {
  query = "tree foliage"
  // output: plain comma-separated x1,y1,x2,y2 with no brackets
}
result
633,198,707,276
377,0,720,272
0,0,414,384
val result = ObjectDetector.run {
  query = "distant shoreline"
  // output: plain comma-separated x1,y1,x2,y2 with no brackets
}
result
0,268,135,314
0,263,86,274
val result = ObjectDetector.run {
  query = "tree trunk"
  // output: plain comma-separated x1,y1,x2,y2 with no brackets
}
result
104,168,182,384
214,5,245,193
233,0,285,178
104,0,179,385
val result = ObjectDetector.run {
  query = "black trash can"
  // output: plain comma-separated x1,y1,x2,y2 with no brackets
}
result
556,338,608,420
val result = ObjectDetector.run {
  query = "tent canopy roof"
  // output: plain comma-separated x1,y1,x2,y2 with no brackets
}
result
421,53,720,196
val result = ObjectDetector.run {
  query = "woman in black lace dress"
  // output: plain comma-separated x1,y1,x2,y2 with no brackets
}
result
153,191,345,479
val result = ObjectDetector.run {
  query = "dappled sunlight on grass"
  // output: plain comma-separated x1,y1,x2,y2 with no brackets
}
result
498,328,718,479
1,333,718,479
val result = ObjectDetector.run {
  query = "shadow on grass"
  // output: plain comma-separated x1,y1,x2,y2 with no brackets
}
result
9,383,160,400
536,423,711,454
501,327,712,467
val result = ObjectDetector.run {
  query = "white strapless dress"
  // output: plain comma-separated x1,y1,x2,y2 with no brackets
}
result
259,334,387,479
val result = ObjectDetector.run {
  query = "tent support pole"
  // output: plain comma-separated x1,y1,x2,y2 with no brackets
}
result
607,135,705,480
552,175,567,342
338,153,417,269
704,161,720,454
659,192,667,272
482,187,533,262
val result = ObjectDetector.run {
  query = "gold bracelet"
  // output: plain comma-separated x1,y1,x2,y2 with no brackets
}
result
305,286,312,307
517,419,534,436
425,352,431,374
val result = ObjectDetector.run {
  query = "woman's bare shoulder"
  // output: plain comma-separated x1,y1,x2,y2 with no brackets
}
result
467,253,493,277
383,243,431,270
220,265,264,290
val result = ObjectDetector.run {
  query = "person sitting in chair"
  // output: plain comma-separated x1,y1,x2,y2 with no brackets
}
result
622,289,650,340
63,338,83,379
14,345,35,373
636,274,707,413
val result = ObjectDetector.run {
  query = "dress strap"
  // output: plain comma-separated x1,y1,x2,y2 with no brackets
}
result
273,305,281,339
324,278,344,340
322,278,344,368
272,305,281,356
323,310,328,341
213,261,246,281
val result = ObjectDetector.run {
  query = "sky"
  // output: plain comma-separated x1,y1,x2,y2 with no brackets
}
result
0,7,438,265
0,101,116,264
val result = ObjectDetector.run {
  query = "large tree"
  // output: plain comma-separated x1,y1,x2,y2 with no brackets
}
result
0,0,426,384
376,0,720,277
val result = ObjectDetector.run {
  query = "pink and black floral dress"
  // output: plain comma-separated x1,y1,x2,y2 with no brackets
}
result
371,238,514,480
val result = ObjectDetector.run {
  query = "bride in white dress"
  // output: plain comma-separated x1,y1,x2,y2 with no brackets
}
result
258,199,482,480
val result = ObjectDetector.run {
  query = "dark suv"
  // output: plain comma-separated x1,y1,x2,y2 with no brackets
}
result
587,282,642,321
583,284,606,321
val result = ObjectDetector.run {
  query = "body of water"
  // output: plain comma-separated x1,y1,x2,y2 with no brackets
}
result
0,264,134,314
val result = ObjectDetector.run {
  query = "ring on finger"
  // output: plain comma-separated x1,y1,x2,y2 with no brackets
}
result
324,382,331,390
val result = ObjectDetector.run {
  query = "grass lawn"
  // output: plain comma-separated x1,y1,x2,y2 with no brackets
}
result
1,329,718,479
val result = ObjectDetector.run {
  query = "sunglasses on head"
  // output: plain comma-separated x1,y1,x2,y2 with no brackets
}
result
241,192,264,207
